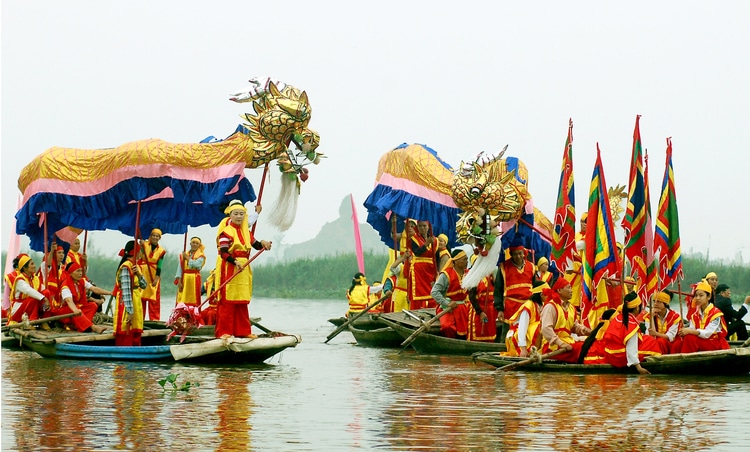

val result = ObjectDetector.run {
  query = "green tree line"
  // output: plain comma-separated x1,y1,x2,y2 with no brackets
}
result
2,251,748,302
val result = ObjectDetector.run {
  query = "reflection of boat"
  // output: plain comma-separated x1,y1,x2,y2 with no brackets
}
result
473,347,750,375
378,310,507,355
9,327,301,363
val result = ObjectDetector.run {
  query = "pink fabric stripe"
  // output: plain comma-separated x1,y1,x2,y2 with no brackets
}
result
377,173,457,208
22,162,247,199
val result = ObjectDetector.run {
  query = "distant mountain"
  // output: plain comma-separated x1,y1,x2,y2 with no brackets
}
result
275,196,388,262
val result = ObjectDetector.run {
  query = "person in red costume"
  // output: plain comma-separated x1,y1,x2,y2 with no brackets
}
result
466,254,497,342
494,245,535,339
647,291,683,354
6,254,50,324
51,262,111,333
431,249,471,339
596,291,662,374
215,200,272,338
407,220,439,310
539,276,591,363
676,280,730,353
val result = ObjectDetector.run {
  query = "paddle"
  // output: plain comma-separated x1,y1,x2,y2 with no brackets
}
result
199,248,266,310
398,307,451,353
324,292,391,343
496,347,568,372
2,311,81,332
741,337,750,348
251,319,274,335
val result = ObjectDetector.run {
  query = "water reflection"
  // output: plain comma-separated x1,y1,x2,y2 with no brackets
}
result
216,369,254,451
2,298,749,451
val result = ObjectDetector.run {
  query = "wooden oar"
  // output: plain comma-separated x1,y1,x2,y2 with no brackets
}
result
324,292,390,343
398,307,451,353
199,248,266,310
2,311,81,332
741,337,750,348
496,347,568,372
251,319,274,335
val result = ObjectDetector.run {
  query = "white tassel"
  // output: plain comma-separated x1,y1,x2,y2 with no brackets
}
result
462,238,503,289
268,175,299,231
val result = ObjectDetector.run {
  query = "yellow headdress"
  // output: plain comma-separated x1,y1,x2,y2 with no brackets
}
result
17,254,32,272
151,228,163,237
531,282,550,294
224,199,247,215
654,292,670,305
536,256,549,267
451,250,468,262
437,234,449,244
626,294,642,310
704,272,717,280
695,280,713,295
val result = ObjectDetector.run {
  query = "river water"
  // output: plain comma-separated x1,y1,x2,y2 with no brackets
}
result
2,297,749,451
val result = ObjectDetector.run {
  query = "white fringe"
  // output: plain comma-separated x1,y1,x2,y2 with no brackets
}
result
462,238,503,290
267,175,298,231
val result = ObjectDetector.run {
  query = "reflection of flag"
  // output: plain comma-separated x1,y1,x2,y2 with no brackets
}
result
551,119,576,272
622,115,647,270
582,145,620,323
654,138,682,288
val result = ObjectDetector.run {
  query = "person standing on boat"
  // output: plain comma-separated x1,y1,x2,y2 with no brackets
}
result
431,249,471,339
494,244,535,340
215,200,272,338
53,262,110,333
407,220,439,310
113,241,147,346
466,254,497,342
174,236,206,308
65,236,88,275
345,272,384,317
713,284,749,341
436,233,451,273
535,257,552,283
138,228,166,321
379,251,409,313
647,291,683,354
43,243,67,308
676,280,730,353
6,254,50,324
539,277,591,363
505,280,547,356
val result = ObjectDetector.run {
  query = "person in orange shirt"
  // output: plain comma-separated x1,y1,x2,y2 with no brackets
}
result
648,291,683,354
431,249,471,339
539,277,591,363
494,245,535,339
505,280,547,356
407,220,439,310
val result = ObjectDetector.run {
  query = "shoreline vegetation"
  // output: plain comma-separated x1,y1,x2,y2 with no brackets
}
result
1,251,748,302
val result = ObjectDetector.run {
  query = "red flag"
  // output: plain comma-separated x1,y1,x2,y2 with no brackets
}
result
550,119,576,272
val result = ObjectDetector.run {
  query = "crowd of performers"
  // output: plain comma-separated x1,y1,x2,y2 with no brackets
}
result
346,216,750,372
2,199,273,345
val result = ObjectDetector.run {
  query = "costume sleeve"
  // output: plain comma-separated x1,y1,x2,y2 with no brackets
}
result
383,279,394,293
155,252,164,276
493,267,505,312
666,322,679,342
431,273,451,309
188,256,205,270
468,288,483,316
247,210,260,226
219,246,236,265
697,316,722,339
119,269,134,315
625,332,640,367
60,286,73,300
15,279,46,301
517,310,531,347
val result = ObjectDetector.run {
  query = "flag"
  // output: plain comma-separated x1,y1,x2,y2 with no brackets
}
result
550,119,576,272
634,152,657,302
351,194,365,274
622,115,648,269
654,138,682,287
582,145,620,326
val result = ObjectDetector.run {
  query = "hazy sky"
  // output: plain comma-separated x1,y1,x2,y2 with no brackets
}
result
2,1,749,266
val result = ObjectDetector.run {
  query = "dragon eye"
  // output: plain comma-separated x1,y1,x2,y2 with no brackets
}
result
470,187,481,197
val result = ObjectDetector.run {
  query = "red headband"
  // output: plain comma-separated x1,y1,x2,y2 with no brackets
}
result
66,262,82,274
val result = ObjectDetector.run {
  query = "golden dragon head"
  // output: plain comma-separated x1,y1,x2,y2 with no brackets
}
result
230,77,324,182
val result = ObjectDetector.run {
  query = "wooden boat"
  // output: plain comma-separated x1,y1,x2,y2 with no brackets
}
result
327,315,383,330
348,323,403,348
377,310,507,355
9,326,301,364
472,346,750,375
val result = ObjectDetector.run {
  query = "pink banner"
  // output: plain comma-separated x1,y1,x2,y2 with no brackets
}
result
350,194,365,274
